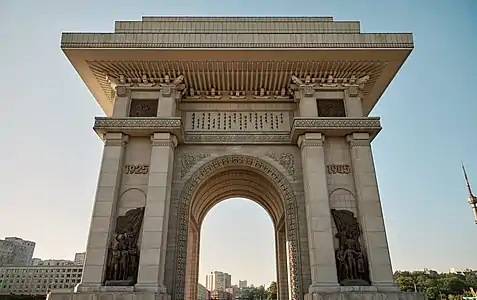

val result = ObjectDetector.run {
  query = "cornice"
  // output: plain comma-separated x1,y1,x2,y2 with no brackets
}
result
93,116,382,145
290,117,381,143
61,33,413,49
94,117,184,143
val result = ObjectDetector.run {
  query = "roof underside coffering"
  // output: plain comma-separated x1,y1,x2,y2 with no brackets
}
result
61,16,413,116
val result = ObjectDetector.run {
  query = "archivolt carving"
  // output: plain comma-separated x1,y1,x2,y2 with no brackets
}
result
173,155,302,300
179,152,211,179
266,152,296,180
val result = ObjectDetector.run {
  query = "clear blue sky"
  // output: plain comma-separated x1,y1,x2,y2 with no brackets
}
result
1,0,476,288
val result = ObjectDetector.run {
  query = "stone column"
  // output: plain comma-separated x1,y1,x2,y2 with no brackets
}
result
292,75,318,117
298,133,340,294
344,86,363,117
347,132,398,292
135,132,177,294
112,85,131,117
76,133,128,292
157,74,184,118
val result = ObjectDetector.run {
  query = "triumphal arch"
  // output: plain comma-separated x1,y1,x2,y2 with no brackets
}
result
49,16,425,300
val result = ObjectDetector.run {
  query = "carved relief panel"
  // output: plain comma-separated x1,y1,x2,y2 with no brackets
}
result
104,207,145,286
129,99,158,117
184,111,291,132
331,209,370,286
317,99,346,117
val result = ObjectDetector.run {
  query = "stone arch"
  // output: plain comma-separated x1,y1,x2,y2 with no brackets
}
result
172,155,303,300
118,188,147,215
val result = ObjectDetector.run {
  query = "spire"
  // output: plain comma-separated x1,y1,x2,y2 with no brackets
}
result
462,161,474,198
462,162,477,224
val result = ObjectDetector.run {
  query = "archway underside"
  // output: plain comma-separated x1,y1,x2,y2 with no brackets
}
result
186,167,290,300
191,168,285,225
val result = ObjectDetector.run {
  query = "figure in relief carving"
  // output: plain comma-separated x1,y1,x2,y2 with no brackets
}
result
331,209,370,286
104,207,145,286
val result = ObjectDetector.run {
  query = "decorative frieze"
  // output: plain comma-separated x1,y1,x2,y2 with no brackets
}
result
266,152,296,179
94,117,381,144
185,111,290,132
179,153,211,179
291,117,381,142
184,134,290,144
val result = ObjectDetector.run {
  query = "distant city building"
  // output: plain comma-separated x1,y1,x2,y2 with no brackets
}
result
0,251,85,295
197,282,210,300
210,290,232,300
0,237,36,266
0,264,83,295
225,287,236,299
238,280,247,288
73,252,86,266
206,271,232,291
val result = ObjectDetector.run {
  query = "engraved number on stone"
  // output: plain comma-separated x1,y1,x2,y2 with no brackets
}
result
124,164,149,175
327,164,350,174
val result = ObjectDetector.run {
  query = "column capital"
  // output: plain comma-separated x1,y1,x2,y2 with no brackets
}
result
106,75,132,98
297,133,325,149
291,74,316,98
346,132,371,147
104,133,129,147
158,74,185,99
150,133,178,149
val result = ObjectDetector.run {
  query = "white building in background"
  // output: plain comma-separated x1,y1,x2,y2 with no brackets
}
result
0,252,85,295
0,237,36,266
0,264,83,295
238,280,247,289
73,252,85,266
206,271,232,291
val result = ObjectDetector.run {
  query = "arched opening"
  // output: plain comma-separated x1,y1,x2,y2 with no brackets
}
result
173,155,303,300
199,198,276,298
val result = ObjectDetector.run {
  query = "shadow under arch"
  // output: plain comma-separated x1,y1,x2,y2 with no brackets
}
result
172,155,303,300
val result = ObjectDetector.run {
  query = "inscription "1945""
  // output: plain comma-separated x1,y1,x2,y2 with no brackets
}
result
326,164,351,175
124,164,149,175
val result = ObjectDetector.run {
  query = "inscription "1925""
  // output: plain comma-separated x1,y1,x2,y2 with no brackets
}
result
124,164,149,175
326,164,351,175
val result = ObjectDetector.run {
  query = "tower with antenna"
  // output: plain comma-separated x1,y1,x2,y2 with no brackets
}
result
462,163,477,224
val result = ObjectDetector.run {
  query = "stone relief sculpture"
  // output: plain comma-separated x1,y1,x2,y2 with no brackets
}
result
331,209,371,286
104,207,145,286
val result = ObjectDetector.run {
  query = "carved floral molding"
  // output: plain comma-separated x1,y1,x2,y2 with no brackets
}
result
173,155,303,299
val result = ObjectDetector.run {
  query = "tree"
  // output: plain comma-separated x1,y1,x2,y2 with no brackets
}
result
267,281,277,299
394,269,477,300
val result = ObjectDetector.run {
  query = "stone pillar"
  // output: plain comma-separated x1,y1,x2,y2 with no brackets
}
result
157,75,184,118
344,86,363,117
298,85,318,117
298,133,340,294
112,86,131,117
347,132,398,292
135,133,177,295
76,133,128,292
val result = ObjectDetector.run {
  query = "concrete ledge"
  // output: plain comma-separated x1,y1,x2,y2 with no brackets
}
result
304,291,427,300
47,291,171,300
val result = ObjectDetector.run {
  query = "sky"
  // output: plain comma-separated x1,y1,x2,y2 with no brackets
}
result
0,0,476,288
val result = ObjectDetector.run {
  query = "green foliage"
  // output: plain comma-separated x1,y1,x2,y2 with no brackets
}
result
394,269,477,300
267,281,277,300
